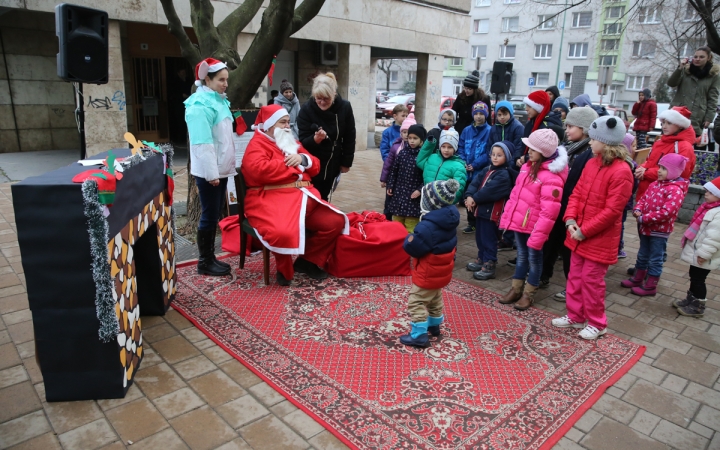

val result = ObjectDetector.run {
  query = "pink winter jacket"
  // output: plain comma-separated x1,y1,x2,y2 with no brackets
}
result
634,177,689,237
500,147,569,250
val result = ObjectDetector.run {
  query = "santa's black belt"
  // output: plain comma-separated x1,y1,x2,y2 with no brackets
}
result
249,180,313,191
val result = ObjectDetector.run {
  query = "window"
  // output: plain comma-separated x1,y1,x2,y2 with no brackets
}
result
599,55,617,66
531,72,550,86
632,41,656,58
475,0,491,6
499,45,516,59
626,75,650,91
568,42,588,58
571,12,592,28
538,15,556,30
504,0,521,3
684,5,698,21
605,6,624,18
638,5,662,23
474,19,490,33
389,71,398,83
408,71,416,82
472,45,487,59
564,73,572,88
502,17,519,32
681,39,704,57
603,23,622,35
601,39,620,51
453,78,463,95
535,44,553,59
450,58,463,66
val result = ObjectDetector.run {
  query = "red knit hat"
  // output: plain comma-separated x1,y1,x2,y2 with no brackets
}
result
194,58,227,87
523,90,552,133
705,176,720,198
251,104,289,131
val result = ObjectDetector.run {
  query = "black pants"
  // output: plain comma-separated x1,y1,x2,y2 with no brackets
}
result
312,171,338,201
689,265,711,299
542,219,570,280
467,209,476,227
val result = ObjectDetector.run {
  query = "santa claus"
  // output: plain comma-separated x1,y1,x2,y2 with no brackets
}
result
242,104,349,286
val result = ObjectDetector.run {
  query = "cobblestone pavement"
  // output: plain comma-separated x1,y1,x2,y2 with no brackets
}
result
0,149,719,449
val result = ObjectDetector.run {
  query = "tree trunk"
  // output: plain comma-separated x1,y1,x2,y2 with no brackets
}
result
183,157,202,238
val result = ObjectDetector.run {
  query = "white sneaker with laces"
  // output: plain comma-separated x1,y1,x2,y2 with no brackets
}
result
551,315,585,328
554,290,566,301
579,325,607,340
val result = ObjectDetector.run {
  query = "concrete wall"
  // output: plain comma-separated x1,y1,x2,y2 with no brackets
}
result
0,10,79,152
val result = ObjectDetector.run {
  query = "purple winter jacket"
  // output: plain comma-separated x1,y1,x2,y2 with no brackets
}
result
380,137,405,183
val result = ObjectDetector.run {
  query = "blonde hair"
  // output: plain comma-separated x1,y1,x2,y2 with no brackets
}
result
599,143,628,166
311,73,337,99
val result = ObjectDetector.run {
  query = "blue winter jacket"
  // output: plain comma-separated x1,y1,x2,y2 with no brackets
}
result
458,122,492,181
464,141,515,220
403,206,460,258
491,101,525,160
380,123,402,161
571,94,609,117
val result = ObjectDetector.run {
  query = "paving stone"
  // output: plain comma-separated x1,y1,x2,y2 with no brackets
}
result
0,364,27,389
650,419,708,449
607,303,640,318
628,362,667,384
239,415,308,450
591,393,638,424
688,421,715,439
181,327,207,343
649,317,686,334
659,373,688,394
653,349,720,387
7,432,63,450
153,387,206,419
629,410,661,435
611,316,662,342
0,410,51,448
308,430,350,450
623,379,699,427
674,315,711,331
614,373,637,391
580,417,668,450
21,356,42,384
139,348,164,368
202,345,234,365
15,340,34,359
43,398,104,434
96,383,144,411
688,346,711,361
564,427,585,443
142,323,178,343
173,355,216,380
679,327,720,354
709,432,720,450
57,418,117,450
7,320,33,344
282,408,325,439
188,370,247,408
270,400,299,418
194,339,214,351
165,308,193,330
553,437,586,449
652,334,692,354
215,437,253,450
0,293,29,314
0,342,21,370
2,308,30,326
0,381,41,423
219,360,262,389
133,362,186,399
628,338,664,359
130,427,190,450
104,397,168,443
151,335,200,364
707,352,720,367
606,386,625,398
249,381,286,407
141,315,166,328
694,405,720,432
216,394,269,429
169,405,238,450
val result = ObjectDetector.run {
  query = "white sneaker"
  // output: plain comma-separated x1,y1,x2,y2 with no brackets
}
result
579,325,607,340
551,315,585,328
554,290,566,301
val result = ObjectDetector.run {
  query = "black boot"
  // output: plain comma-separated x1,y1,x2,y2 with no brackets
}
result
210,227,231,270
197,229,231,276
677,297,705,317
293,257,328,280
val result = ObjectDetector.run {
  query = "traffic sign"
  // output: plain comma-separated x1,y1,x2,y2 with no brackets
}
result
528,77,535,86
558,80,566,90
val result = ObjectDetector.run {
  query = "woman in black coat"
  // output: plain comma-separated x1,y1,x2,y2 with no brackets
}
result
452,70,491,134
297,72,356,200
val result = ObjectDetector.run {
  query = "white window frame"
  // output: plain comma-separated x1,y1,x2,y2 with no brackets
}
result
681,40,704,57
472,45,487,59
601,39,620,51
499,45,516,59
450,58,463,67
389,71,398,83
564,73,572,88
538,14,556,30
568,42,588,59
534,44,553,59
531,72,550,86
599,55,618,66
452,78,463,95
683,5,698,22
632,40,656,58
502,17,520,32
638,5,662,24
626,75,650,91
408,71,416,82
475,0,491,6
603,23,622,35
504,0,521,4
571,12,592,28
474,19,490,33
605,6,625,19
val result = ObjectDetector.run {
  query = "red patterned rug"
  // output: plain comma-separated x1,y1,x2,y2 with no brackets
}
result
172,256,644,449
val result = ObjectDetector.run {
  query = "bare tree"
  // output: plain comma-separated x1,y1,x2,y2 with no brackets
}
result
687,0,720,54
377,59,397,93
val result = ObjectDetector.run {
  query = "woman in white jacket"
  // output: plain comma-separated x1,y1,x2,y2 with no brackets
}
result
674,176,720,317
185,58,237,276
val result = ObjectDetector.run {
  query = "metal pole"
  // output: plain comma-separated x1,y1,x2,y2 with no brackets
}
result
0,30,22,152
554,0,568,85
78,83,87,160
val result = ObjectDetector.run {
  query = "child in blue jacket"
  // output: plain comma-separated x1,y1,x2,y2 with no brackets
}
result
458,101,493,233
491,101,524,162
380,104,409,161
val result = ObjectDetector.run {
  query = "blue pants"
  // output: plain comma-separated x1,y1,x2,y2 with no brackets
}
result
513,231,543,287
635,235,667,277
476,218,498,262
619,209,628,252
195,176,228,231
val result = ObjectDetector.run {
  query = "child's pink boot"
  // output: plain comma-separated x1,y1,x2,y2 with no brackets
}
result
631,275,659,296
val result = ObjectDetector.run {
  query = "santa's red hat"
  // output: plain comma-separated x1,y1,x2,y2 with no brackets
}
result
194,58,227,87
658,106,692,129
523,90,552,133
252,104,289,131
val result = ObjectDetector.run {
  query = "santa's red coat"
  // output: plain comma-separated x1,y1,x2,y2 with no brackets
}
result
241,131,348,254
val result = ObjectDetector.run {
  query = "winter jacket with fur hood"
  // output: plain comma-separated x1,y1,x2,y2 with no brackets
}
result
500,147,569,250
636,126,696,200
273,93,301,138
634,178,689,237
681,206,720,270
631,90,657,133
564,156,634,265
668,62,720,135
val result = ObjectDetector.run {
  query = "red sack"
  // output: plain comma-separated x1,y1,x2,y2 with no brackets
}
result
218,215,260,256
326,211,411,278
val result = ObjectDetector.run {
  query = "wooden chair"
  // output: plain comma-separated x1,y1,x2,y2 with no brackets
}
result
234,170,271,285
634,148,650,165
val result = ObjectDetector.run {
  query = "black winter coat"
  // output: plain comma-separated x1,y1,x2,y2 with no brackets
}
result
464,162,514,220
297,94,356,182
452,92,491,134
559,144,593,220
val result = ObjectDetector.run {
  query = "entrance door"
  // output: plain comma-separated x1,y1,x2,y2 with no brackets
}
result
131,57,169,142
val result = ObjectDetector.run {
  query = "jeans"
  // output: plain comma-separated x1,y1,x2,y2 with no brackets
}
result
635,235,667,277
689,265,711,299
542,218,568,280
513,231,543,287
195,177,228,231
476,218,499,262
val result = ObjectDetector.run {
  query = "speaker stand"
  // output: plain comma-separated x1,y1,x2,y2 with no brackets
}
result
494,93,499,125
75,83,87,160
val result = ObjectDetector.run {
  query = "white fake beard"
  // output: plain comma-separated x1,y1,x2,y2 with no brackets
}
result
273,127,299,155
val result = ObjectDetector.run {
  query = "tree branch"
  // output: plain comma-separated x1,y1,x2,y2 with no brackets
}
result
159,0,201,65
288,0,326,36
688,0,720,54
216,0,264,45
189,0,224,57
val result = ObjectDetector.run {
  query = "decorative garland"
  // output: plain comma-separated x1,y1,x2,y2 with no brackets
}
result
81,179,119,343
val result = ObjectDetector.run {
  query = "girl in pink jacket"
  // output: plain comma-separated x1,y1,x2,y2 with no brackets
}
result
499,129,568,310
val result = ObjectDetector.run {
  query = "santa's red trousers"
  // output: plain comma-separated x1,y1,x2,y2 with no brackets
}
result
274,198,345,279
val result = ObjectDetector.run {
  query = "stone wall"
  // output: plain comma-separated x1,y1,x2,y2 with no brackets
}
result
679,185,705,224
0,10,80,152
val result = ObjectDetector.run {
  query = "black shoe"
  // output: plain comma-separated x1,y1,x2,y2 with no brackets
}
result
210,227,231,270
276,271,291,286
498,241,513,252
627,266,636,276
507,258,516,267
293,257,329,280
462,225,475,234
466,259,484,271
197,229,230,276
539,278,550,288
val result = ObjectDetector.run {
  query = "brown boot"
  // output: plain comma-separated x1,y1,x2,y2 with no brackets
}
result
499,279,525,304
514,284,538,311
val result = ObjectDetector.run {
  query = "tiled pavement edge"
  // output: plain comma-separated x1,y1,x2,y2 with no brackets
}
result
0,150,719,449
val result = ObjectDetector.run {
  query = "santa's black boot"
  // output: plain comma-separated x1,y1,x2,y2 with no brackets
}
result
197,229,230,276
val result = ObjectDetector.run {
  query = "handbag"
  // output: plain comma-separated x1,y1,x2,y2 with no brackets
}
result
697,128,709,146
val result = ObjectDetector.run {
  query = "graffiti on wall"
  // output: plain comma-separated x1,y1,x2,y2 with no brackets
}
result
87,91,126,111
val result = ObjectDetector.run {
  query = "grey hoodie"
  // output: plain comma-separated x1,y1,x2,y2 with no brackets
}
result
274,93,301,138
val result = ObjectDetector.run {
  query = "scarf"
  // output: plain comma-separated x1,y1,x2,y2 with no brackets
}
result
565,138,590,160
682,201,720,247
689,61,713,79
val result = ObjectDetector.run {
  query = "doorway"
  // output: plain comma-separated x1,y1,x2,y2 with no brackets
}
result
131,57,168,142
166,57,193,144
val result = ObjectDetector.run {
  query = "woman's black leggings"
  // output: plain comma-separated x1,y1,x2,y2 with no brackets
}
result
689,265,711,299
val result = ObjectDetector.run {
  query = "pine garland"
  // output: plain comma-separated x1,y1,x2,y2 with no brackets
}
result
81,180,119,343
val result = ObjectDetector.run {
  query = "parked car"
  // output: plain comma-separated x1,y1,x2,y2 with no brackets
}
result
605,106,630,129
376,94,389,104
376,94,415,118
409,96,455,115
511,102,529,125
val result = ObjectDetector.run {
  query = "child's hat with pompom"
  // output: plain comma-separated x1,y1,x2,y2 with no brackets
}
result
421,179,460,212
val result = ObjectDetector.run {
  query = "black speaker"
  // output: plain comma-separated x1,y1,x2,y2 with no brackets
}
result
55,4,109,84
491,61,513,94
